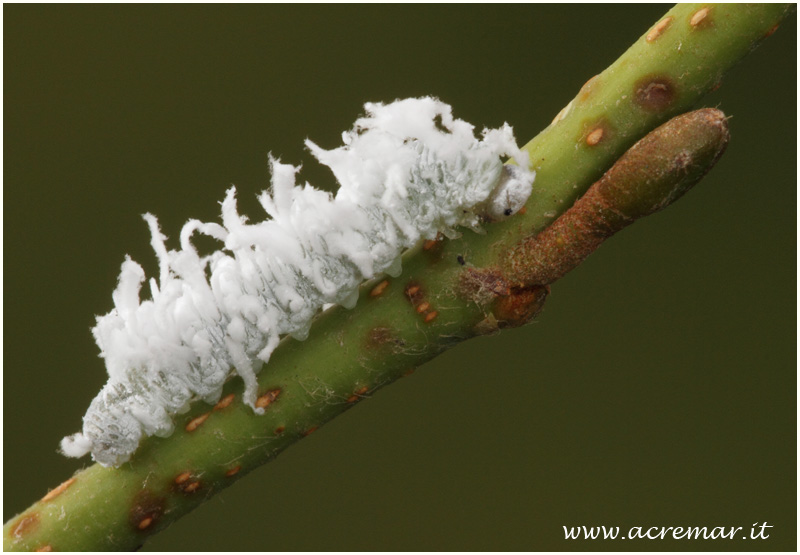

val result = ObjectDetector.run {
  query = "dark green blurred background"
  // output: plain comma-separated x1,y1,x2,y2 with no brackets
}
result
4,5,796,551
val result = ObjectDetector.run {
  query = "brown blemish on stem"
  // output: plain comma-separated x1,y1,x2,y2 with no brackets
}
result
34,545,53,552
41,477,76,502
634,76,675,112
226,466,242,477
404,280,437,321
274,426,285,435
366,326,405,353
370,280,389,297
404,283,421,300
551,100,574,126
10,513,39,539
183,482,201,494
129,490,164,534
647,16,673,42
213,393,235,411
185,413,210,432
255,389,281,410
173,474,203,495
580,118,613,148
303,427,318,437
578,75,599,102
460,267,511,301
458,267,547,331
421,233,445,259
493,286,549,329
585,127,604,146
765,23,780,38
689,6,711,28
347,385,369,403
367,326,392,345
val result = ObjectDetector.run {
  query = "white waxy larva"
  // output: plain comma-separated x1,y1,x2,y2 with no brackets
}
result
60,97,535,467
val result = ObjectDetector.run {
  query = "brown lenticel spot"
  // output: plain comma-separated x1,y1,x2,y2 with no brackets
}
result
185,413,210,432
214,393,235,411
585,127,604,146
765,23,780,38
370,280,389,297
551,102,573,126
690,7,710,28
129,490,165,533
183,482,201,494
347,386,369,403
634,77,675,112
578,75,599,101
42,477,76,502
11,514,39,538
255,389,281,409
226,466,242,477
646,17,673,42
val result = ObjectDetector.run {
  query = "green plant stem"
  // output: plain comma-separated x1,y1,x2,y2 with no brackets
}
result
3,4,791,551
470,3,792,271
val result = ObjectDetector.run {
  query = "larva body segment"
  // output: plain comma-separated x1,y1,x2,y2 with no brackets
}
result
60,97,535,467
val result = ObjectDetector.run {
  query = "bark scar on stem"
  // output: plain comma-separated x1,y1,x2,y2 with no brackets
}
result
634,76,676,112
459,267,548,330
9,514,38,539
129,491,165,534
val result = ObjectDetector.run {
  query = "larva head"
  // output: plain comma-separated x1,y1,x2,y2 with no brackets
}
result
480,164,536,222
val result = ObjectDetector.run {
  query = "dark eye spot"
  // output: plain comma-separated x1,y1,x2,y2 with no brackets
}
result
456,255,465,266
503,208,513,216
